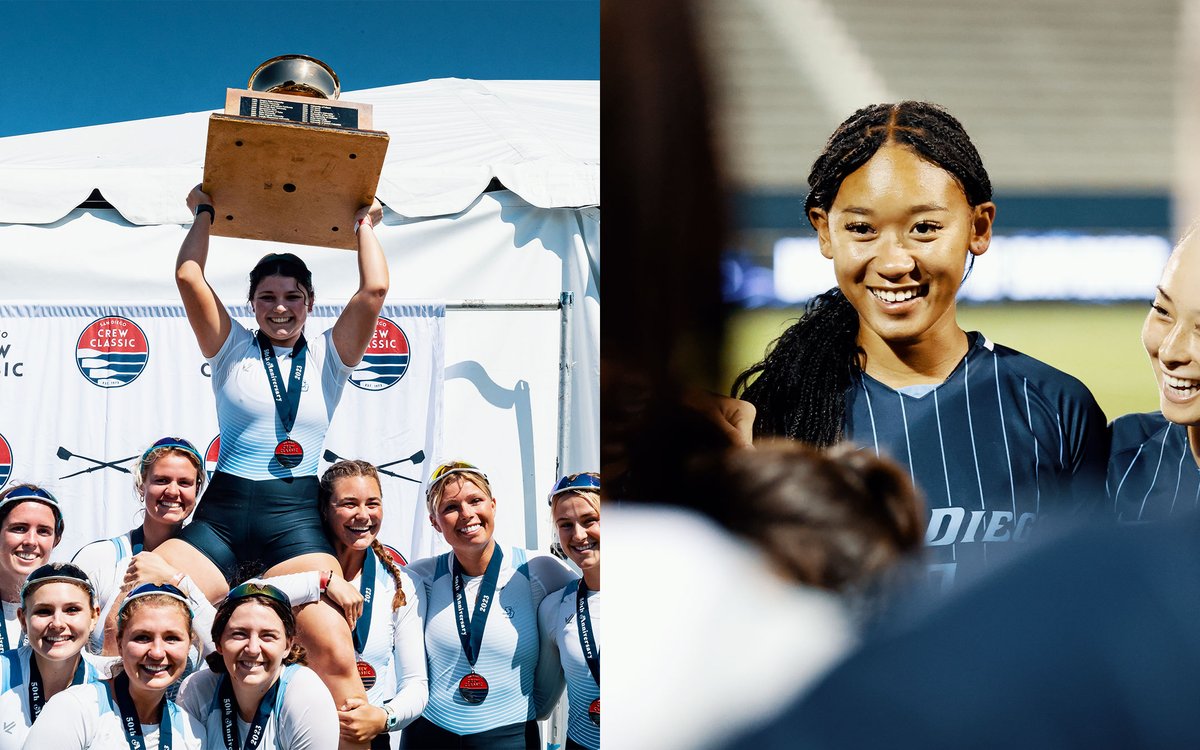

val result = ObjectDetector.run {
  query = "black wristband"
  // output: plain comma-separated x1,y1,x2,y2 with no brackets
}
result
195,203,215,224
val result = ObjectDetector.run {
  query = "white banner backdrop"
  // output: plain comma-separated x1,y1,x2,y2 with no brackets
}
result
0,191,597,561
0,302,444,564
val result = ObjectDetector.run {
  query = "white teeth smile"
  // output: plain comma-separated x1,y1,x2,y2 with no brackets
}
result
870,287,922,303
141,665,169,675
269,317,291,324
45,635,72,643
460,523,482,534
1164,374,1200,394
14,552,37,561
348,525,372,532
237,660,263,670
571,541,597,552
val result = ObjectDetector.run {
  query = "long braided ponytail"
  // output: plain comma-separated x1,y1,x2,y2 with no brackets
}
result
733,101,993,447
370,538,407,610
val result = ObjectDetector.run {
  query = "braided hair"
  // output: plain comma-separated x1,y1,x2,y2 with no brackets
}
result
319,459,407,610
733,101,993,447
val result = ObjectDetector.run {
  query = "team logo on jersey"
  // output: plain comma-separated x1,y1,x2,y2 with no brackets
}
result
205,436,221,481
350,317,409,391
75,316,149,388
0,433,12,487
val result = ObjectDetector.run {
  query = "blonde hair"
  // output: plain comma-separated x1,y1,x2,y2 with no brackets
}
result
426,467,494,516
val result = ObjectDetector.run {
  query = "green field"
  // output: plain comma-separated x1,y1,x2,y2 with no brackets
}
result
724,303,1159,421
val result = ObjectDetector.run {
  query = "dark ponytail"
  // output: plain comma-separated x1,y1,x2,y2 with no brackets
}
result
734,101,992,446
732,288,859,447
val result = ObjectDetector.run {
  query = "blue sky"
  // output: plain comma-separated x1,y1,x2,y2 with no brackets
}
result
0,0,599,137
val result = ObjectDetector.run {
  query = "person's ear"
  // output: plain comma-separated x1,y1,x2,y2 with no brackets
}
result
809,208,833,259
969,202,996,257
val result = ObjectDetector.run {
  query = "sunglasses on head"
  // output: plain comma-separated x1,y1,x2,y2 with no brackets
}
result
21,562,95,604
1,485,64,536
119,582,192,616
140,437,203,468
548,472,600,503
227,581,292,608
426,460,488,496
3,485,59,505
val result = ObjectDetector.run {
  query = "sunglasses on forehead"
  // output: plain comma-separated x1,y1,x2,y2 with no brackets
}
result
3,485,60,505
140,437,203,467
227,581,292,608
426,460,488,496
119,582,192,616
1,485,64,536
548,472,600,503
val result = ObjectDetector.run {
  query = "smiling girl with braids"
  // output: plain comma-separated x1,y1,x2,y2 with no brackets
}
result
318,460,427,749
734,101,1110,590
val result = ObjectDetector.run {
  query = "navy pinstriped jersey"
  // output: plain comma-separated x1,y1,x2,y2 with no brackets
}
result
1108,412,1200,523
844,333,1109,591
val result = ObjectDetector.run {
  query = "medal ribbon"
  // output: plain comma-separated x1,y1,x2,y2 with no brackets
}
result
218,673,281,750
29,653,90,720
255,332,308,435
113,671,173,750
576,582,599,687
451,547,504,668
352,550,377,654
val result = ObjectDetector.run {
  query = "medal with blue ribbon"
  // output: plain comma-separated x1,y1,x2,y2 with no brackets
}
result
218,672,281,750
28,652,90,720
255,332,307,469
576,582,600,726
353,551,378,690
452,547,504,705
113,671,173,750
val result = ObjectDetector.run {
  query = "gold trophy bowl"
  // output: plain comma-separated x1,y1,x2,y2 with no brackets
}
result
248,54,341,99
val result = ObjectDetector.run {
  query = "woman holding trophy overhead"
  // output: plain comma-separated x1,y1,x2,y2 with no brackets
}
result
141,181,388,749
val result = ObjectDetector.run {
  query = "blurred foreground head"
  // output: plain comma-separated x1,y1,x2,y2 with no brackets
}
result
691,441,925,591
602,0,735,500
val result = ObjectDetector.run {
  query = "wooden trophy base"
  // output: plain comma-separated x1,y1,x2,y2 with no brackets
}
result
202,109,389,250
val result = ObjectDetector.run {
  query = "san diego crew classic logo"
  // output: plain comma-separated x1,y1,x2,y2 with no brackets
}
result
75,316,149,388
205,436,221,481
351,317,410,391
0,433,11,487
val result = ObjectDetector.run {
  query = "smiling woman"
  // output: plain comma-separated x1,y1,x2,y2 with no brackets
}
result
317,460,428,747
734,101,1111,591
0,484,64,651
0,563,104,750
22,583,206,748
71,436,211,656
177,584,339,750
1108,226,1200,521
146,184,390,738
403,461,576,750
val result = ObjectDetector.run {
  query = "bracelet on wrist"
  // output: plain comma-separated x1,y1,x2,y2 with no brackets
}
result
319,570,332,593
194,203,215,225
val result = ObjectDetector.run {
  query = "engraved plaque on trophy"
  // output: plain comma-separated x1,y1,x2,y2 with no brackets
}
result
202,55,390,250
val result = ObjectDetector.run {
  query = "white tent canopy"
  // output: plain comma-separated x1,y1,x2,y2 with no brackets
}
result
0,78,599,561
0,78,599,223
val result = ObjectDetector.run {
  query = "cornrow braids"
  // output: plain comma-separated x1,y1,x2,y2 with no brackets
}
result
370,538,407,610
735,101,992,446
